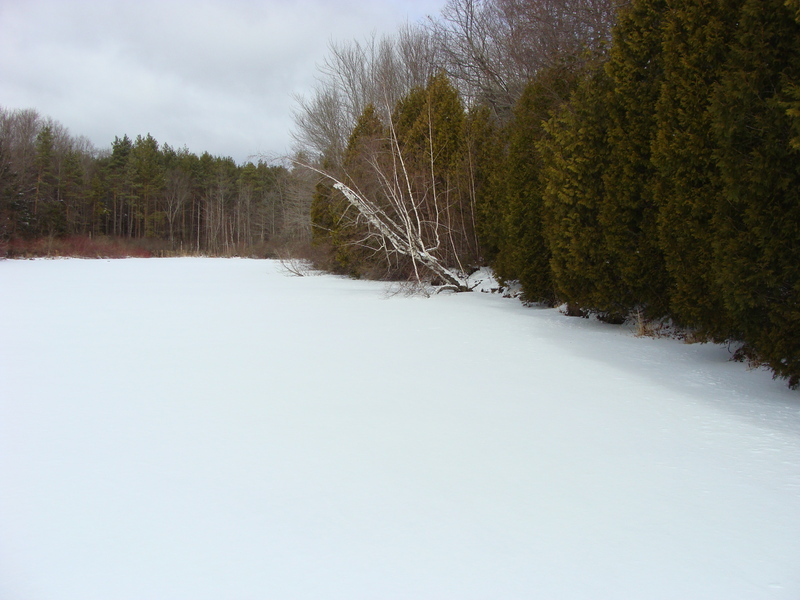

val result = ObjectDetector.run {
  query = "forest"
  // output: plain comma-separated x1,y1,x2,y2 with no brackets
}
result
2,0,800,386
0,117,315,258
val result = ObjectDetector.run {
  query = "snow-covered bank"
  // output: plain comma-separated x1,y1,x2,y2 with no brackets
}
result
1,258,798,599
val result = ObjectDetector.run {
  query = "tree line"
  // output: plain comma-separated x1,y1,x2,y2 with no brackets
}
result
0,108,314,256
295,0,800,386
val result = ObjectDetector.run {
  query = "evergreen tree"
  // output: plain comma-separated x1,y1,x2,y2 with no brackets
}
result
494,66,576,304
130,134,165,238
205,156,238,254
108,135,133,237
466,104,504,264
60,148,85,235
391,73,472,271
396,73,465,175
34,125,55,225
602,0,670,317
35,126,70,238
785,0,800,150
540,66,619,314
87,173,107,237
310,104,386,277
312,75,475,280
652,0,742,336
411,73,471,268
709,0,800,385
0,143,23,245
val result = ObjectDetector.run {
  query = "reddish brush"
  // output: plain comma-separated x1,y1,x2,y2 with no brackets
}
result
5,236,153,259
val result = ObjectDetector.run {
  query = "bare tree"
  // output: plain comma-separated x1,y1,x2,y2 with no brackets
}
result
294,104,471,291
429,0,516,113
430,0,622,118
396,23,442,91
164,167,190,245
292,86,350,168
274,157,316,245
0,108,41,200
291,25,442,168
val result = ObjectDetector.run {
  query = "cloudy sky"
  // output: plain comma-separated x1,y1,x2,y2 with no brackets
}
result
0,0,446,164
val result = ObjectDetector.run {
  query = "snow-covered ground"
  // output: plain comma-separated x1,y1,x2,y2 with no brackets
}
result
1,257,798,600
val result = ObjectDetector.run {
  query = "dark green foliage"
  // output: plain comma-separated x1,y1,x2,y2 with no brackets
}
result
493,66,578,304
338,104,392,277
1,112,294,257
602,0,670,317
310,179,335,245
309,179,348,271
34,125,56,224
784,0,800,150
313,75,479,280
652,0,742,336
33,124,68,237
107,135,135,238
540,66,621,314
0,141,30,243
467,104,505,264
394,74,476,270
87,173,107,237
60,149,86,235
310,104,391,277
130,134,165,238
526,0,800,385
394,73,465,175
709,0,800,385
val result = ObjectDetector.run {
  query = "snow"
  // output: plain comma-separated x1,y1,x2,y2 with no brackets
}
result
1,257,798,600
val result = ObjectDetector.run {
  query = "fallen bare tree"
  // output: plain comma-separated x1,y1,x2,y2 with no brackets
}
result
293,101,472,292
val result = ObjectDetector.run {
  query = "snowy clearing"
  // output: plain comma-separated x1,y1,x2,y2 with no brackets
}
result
1,258,799,600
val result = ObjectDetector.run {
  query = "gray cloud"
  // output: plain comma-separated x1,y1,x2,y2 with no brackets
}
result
0,0,445,163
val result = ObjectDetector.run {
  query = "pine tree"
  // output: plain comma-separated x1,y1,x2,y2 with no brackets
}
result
60,149,85,235
108,135,133,237
35,125,68,238
130,134,165,239
0,143,23,245
34,125,55,224
88,173,107,237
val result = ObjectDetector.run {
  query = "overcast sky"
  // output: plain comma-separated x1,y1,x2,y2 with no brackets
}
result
0,0,446,164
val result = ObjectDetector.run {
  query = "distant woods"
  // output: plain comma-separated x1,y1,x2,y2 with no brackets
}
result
0,110,314,256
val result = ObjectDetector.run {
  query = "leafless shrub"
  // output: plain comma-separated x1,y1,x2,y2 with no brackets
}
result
383,279,434,298
276,253,319,277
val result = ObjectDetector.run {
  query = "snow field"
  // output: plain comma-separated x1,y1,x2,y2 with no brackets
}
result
1,258,799,599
